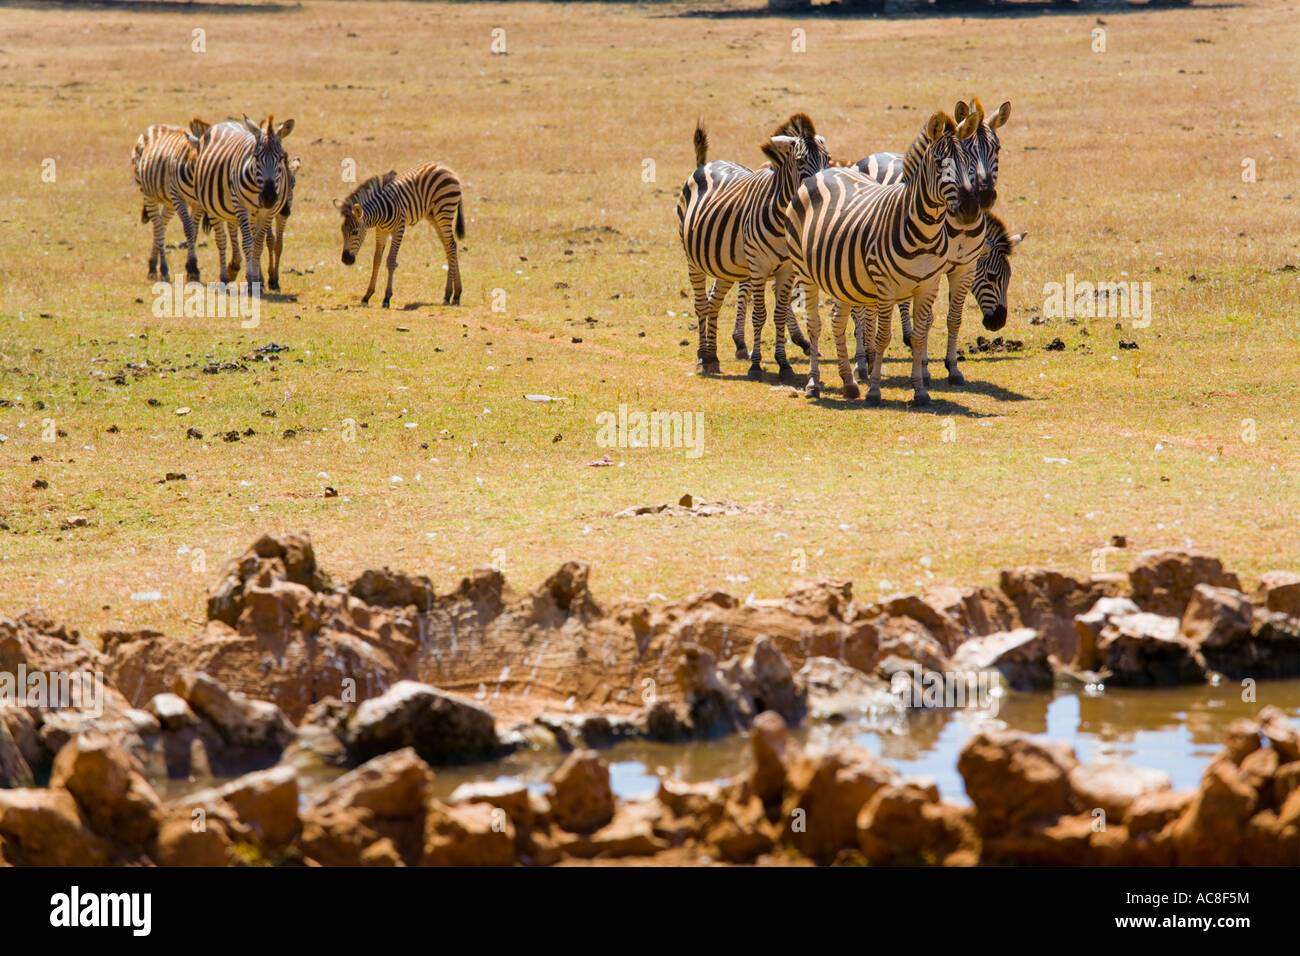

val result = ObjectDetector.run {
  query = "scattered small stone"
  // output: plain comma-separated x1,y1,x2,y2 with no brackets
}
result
1119,340,1139,350
186,427,203,440
64,516,89,528
32,479,48,490
571,337,583,343
1111,535,1128,548
1045,337,1066,351
222,431,240,443
282,429,296,439
261,409,277,418
324,487,338,498
147,398,161,407
164,472,186,482
106,425,119,433
175,406,191,416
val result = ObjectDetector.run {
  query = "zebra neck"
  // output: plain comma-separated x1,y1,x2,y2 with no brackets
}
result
903,166,948,236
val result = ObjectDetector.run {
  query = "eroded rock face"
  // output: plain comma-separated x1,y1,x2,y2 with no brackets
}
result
677,637,806,737
207,532,334,626
345,681,499,766
1255,571,1300,617
349,568,436,612
781,744,900,864
857,782,977,866
1128,549,1241,618
949,628,1050,692
798,657,901,720
550,750,615,833
999,568,1113,662
49,732,163,858
1095,612,1206,686
0,787,113,866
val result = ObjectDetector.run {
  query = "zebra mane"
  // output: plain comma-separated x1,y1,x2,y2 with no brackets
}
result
983,211,1009,247
772,113,816,139
899,125,934,181
343,170,397,210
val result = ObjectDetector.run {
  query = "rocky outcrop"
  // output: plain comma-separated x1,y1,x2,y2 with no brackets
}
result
1128,549,1241,618
998,567,1116,662
949,628,1050,691
345,681,500,765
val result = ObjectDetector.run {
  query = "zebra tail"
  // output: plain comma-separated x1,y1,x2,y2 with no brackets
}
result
455,198,465,239
693,121,708,168
201,212,213,234
140,203,149,225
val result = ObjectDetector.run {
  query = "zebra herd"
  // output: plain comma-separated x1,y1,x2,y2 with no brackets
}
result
677,100,1027,406
131,105,1022,407
131,115,465,305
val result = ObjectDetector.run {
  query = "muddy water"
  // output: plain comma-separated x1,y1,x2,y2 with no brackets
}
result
428,679,1300,804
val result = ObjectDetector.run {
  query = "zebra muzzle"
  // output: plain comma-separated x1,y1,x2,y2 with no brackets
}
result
342,250,356,266
983,305,1007,331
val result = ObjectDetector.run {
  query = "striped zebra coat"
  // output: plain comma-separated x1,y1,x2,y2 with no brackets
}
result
131,118,210,282
334,163,465,307
784,110,980,406
262,157,300,292
850,148,1024,384
676,114,828,380
189,115,295,293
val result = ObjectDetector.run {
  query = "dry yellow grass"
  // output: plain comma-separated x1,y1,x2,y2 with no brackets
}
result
0,0,1297,639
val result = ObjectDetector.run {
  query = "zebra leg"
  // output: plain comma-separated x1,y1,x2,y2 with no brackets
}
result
788,282,810,354
853,307,868,383
867,302,892,407
898,301,928,385
247,215,270,295
381,226,405,308
771,264,797,383
226,223,243,283
362,234,388,304
435,215,462,305
213,219,231,286
266,220,283,293
234,205,258,294
746,276,768,381
688,267,710,369
803,284,823,398
908,288,940,407
945,265,974,385
733,281,750,360
698,278,728,374
150,205,174,282
830,300,858,400
144,202,161,280
177,204,200,283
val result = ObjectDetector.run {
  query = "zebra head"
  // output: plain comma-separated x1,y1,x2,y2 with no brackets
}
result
956,98,1010,210
334,170,397,265
241,114,295,209
921,110,981,226
972,213,1027,331
766,112,830,183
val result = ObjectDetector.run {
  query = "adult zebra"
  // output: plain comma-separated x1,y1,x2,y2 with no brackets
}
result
676,114,828,380
334,162,465,307
784,110,980,406
131,118,211,282
189,115,295,294
850,146,1024,384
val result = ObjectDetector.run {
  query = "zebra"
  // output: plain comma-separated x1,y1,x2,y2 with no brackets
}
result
333,162,465,307
262,156,300,292
784,110,981,406
849,146,1024,385
676,114,829,381
131,118,210,282
189,114,295,294
965,97,1011,210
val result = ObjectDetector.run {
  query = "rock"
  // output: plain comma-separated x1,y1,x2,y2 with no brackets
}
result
781,744,899,864
205,764,300,848
1095,612,1206,685
722,636,806,726
566,802,672,859
206,531,333,626
0,787,113,865
1230,611,1300,678
550,749,614,832
1128,549,1241,618
1180,584,1254,649
1255,570,1300,617
797,656,901,720
518,561,601,626
349,567,435,612
1068,760,1171,820
857,783,977,866
1259,706,1300,764
49,731,163,852
1222,718,1261,764
999,567,1109,662
0,717,34,788
642,699,690,742
957,730,1078,836
703,792,775,862
949,627,1051,691
316,748,433,820
1124,788,1194,836
920,585,1019,644
872,594,965,654
154,808,237,866
449,779,537,830
750,710,789,811
783,578,854,621
1173,758,1258,865
176,671,296,752
422,801,515,866
345,681,498,765
1073,596,1140,671
145,692,199,730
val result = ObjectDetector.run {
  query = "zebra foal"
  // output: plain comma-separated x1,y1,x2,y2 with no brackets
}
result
131,118,211,282
334,162,465,308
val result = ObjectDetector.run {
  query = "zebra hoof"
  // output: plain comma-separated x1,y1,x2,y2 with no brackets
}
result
186,270,200,284
804,380,821,399
733,336,747,360
777,364,796,384
854,365,869,384
382,299,391,309
791,334,811,356
911,390,932,408
865,388,882,407
268,280,280,293
947,368,966,386
696,358,721,375
843,381,861,401
746,364,763,382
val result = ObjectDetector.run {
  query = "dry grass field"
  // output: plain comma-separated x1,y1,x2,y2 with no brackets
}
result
0,0,1297,639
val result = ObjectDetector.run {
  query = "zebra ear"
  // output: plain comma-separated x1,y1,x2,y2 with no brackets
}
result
332,198,345,211
926,111,953,140
351,204,364,219
1007,230,1026,252
241,114,262,139
276,119,295,140
989,101,1011,129
955,112,978,139
186,132,201,150
954,101,970,124
289,157,302,173
760,135,797,164
189,118,210,138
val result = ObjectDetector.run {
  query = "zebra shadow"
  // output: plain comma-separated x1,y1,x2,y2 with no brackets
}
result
399,302,456,311
668,0,1236,22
